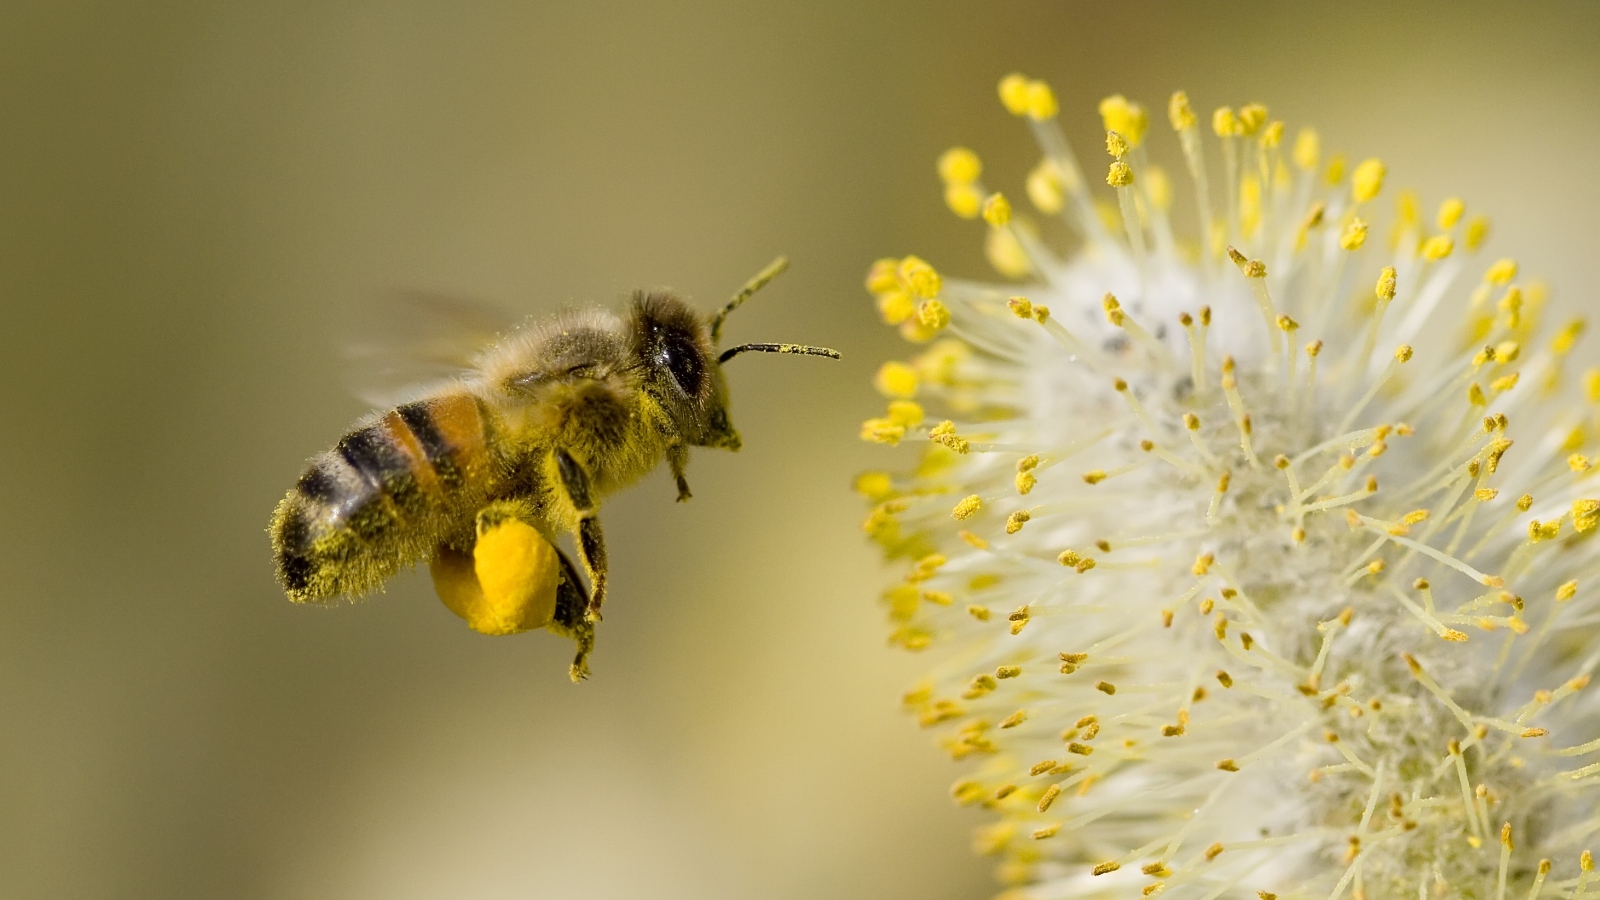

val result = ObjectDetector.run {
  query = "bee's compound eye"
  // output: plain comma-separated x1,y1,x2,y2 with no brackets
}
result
660,333,705,397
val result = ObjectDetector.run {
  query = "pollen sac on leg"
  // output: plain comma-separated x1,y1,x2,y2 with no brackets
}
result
430,517,561,635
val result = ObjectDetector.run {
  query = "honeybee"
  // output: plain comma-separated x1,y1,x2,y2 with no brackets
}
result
270,258,838,680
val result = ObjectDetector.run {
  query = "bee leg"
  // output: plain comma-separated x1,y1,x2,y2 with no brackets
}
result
547,547,596,682
555,449,608,624
668,444,692,503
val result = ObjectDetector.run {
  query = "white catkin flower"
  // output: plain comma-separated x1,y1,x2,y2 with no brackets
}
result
859,76,1600,900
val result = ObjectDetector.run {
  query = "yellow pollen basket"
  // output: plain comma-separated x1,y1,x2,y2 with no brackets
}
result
431,518,562,636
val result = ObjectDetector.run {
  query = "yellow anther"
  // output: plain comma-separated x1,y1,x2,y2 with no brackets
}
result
1005,510,1031,534
1193,552,1215,576
1465,214,1491,251
967,605,990,621
886,400,924,428
1025,80,1058,120
1226,245,1265,277
1277,314,1298,333
1007,296,1033,319
1105,129,1130,159
1212,106,1243,137
1374,266,1397,301
859,418,904,445
985,229,1030,281
1352,158,1386,202
1307,340,1323,358
1015,471,1036,495
1092,861,1121,877
1486,258,1518,285
1183,413,1201,431
928,419,970,454
1169,91,1197,130
998,73,1030,116
874,361,919,398
1237,103,1268,135
1204,843,1225,862
1438,197,1465,229
1559,581,1580,601
918,300,950,332
944,182,982,219
1529,518,1562,542
1588,369,1600,402
1421,234,1455,260
1491,372,1519,394
1095,680,1115,695
1017,454,1040,473
1099,95,1148,147
1494,340,1521,363
1502,823,1514,850
1058,549,1081,566
1107,161,1134,187
1026,159,1063,214
1036,783,1062,813
853,471,893,501
1552,319,1585,355
874,290,914,326
1292,127,1321,171
1396,190,1419,226
1340,218,1369,250
938,147,982,185
982,192,1012,227
996,665,1022,680
1083,470,1107,485
1260,120,1284,149
1395,345,1414,363
1575,499,1599,534
865,258,900,294
1468,383,1487,406
1325,154,1347,185
951,495,982,520
897,255,942,299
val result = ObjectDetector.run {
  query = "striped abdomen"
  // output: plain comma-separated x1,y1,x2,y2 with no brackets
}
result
272,393,495,603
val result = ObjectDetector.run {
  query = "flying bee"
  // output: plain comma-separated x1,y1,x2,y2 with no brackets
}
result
269,258,838,681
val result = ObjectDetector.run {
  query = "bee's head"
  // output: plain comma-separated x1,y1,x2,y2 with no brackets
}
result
629,258,838,452
630,290,740,450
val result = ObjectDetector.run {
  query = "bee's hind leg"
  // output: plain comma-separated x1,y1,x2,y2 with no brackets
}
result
554,449,608,624
546,547,597,682
668,444,692,503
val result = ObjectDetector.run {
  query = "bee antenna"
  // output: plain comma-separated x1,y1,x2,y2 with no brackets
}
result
717,343,841,364
710,256,789,344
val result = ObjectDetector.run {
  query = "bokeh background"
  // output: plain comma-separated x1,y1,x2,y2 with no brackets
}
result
3,2,1600,898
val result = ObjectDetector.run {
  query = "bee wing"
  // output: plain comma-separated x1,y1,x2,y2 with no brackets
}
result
343,289,524,407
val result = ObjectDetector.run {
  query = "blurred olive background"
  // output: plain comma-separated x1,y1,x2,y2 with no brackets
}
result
3,2,1599,898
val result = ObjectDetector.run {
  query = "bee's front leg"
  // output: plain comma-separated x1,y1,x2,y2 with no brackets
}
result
555,449,608,624
668,444,692,503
